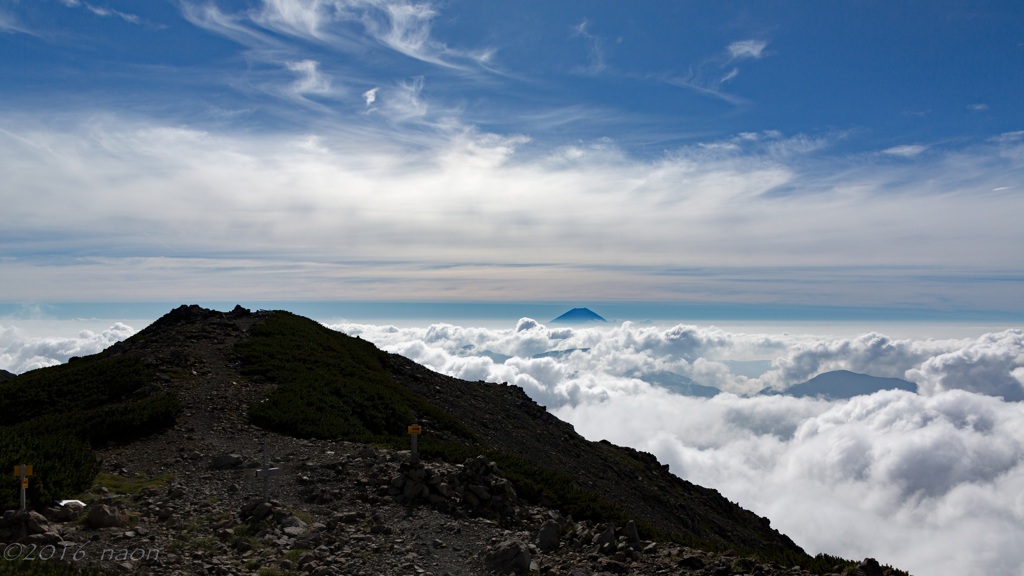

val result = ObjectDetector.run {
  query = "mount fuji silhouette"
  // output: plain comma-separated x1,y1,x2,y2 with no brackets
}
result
550,308,607,324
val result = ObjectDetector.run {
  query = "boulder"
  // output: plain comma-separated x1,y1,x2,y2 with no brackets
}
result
856,558,884,576
537,520,561,552
624,520,640,543
87,504,128,528
483,540,532,575
211,454,245,469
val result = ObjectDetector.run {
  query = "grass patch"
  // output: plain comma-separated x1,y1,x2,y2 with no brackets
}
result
282,549,309,562
92,472,174,497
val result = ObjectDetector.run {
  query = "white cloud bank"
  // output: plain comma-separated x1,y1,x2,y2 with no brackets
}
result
328,319,1024,576
0,322,135,373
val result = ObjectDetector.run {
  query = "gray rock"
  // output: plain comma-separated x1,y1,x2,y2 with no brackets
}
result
624,520,639,543
26,511,51,534
87,504,128,528
211,454,245,469
594,524,615,548
483,540,532,575
537,520,561,552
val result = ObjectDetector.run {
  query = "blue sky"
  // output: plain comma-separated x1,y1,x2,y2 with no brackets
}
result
1,0,1023,314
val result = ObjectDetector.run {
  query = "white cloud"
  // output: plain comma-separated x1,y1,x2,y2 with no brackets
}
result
554,388,1024,576
883,144,928,157
286,59,333,97
1,117,1023,304
83,3,140,24
0,9,30,34
668,40,769,103
0,322,135,373
907,330,1024,401
728,39,767,60
363,86,378,106
571,17,606,74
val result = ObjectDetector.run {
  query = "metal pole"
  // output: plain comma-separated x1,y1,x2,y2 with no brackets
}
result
262,440,270,502
19,464,26,512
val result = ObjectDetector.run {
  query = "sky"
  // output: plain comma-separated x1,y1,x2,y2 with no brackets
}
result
1,0,1023,312
4,2,1024,575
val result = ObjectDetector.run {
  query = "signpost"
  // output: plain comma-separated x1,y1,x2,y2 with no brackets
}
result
13,464,32,511
408,425,422,462
255,441,282,502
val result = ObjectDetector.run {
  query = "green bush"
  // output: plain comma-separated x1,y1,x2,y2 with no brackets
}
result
0,356,151,426
236,312,475,444
0,429,100,510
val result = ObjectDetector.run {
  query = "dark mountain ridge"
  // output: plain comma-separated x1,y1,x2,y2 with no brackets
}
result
759,370,917,400
0,305,907,576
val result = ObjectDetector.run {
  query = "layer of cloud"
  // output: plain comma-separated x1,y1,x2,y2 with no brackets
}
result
2,118,1023,305
330,319,1022,399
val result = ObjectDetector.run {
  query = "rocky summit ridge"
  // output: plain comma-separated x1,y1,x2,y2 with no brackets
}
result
0,305,908,576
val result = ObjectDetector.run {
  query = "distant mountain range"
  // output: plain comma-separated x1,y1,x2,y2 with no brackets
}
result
550,307,606,324
760,370,917,400
0,369,15,383
635,370,721,398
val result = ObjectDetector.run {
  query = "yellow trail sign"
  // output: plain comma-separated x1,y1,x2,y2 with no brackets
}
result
13,465,32,476
21,478,28,489
407,425,422,434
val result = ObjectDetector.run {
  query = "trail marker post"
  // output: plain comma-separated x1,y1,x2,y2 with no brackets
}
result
255,441,282,502
13,465,32,511
408,425,422,462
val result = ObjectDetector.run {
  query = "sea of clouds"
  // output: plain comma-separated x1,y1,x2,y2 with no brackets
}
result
329,319,1024,576
3,318,1024,576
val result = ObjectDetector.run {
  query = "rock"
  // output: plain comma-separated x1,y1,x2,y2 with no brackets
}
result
538,520,561,552
677,554,705,569
856,558,884,576
594,524,615,548
26,511,51,534
251,502,273,520
87,504,128,528
624,520,639,543
211,454,245,469
597,557,628,574
483,540,532,575
731,557,757,573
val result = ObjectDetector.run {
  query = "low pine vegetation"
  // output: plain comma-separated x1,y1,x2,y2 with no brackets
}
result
0,353,181,510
